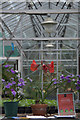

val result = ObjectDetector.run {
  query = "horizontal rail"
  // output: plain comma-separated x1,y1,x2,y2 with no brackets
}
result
0,37,80,41
23,59,77,62
22,49,77,52
0,9,79,15
0,57,20,60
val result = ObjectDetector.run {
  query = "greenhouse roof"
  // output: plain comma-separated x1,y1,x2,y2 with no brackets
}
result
0,1,80,77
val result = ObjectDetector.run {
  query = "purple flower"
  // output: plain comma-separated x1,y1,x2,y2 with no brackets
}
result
60,75,65,79
19,78,24,82
76,86,80,90
22,82,25,86
18,82,25,87
11,89,16,96
72,79,75,81
18,83,21,86
65,76,70,79
52,78,57,81
77,75,80,78
12,81,16,84
77,80,80,85
6,83,12,88
53,81,57,84
5,85,10,88
11,89,14,91
67,80,71,83
4,65,9,68
8,83,12,86
7,69,10,72
11,77,14,80
1,79,5,82
11,68,15,74
70,74,74,77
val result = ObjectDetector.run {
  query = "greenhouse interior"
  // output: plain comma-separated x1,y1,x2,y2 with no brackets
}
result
0,0,80,120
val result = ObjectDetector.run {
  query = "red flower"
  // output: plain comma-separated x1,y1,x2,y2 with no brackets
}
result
30,60,54,73
48,61,54,73
42,64,48,73
30,60,39,71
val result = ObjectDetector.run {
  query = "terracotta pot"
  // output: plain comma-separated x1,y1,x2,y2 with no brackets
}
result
31,104,47,116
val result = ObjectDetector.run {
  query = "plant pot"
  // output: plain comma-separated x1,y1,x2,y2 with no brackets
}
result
3,101,18,117
31,104,47,116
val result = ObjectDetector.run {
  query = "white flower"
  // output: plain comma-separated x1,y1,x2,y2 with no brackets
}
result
15,70,18,73
27,77,33,82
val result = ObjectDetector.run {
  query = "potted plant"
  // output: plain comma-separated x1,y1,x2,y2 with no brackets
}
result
25,60,58,116
57,74,80,92
25,60,80,116
57,74,80,118
1,64,26,117
57,74,80,97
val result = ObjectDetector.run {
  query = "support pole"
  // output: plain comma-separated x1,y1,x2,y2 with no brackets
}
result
20,18,23,78
41,26,44,99
56,25,59,94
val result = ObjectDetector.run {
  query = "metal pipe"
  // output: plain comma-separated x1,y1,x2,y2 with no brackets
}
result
22,49,77,52
0,9,79,14
0,37,79,41
41,26,44,99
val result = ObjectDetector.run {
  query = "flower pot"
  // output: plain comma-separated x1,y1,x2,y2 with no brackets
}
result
3,101,18,117
31,104,47,116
